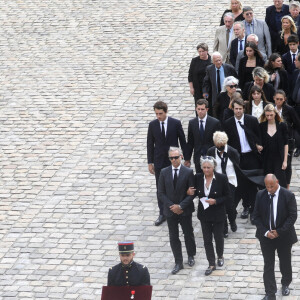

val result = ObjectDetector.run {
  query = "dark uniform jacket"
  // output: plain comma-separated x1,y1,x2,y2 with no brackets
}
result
107,261,150,286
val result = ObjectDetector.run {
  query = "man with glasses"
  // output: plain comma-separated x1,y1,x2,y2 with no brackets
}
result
265,0,289,52
242,6,272,57
185,99,221,173
158,147,196,274
147,101,187,226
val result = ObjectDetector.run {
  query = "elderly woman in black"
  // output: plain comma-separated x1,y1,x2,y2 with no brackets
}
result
274,90,300,189
259,104,288,187
213,76,239,122
188,43,212,106
188,156,231,276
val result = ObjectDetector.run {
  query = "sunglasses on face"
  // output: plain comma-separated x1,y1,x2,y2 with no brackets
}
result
169,156,180,160
229,84,238,88
245,12,253,15
201,156,214,161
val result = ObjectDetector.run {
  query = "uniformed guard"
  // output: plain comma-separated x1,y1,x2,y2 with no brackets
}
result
107,241,151,286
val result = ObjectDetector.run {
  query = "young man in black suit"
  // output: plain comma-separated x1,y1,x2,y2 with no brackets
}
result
158,147,196,274
147,101,187,226
223,98,263,221
184,99,221,173
252,174,298,300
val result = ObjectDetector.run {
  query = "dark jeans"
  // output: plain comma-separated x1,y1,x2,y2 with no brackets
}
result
167,214,196,264
201,220,224,266
260,238,293,296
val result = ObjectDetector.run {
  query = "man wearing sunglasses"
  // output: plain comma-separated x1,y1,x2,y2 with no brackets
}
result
158,147,196,275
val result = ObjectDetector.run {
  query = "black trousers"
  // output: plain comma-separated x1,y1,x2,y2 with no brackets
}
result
235,151,260,213
285,152,293,185
167,214,196,264
224,184,237,232
260,238,293,296
154,166,164,215
201,220,224,266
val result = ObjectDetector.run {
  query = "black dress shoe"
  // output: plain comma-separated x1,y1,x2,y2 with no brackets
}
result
262,294,276,300
171,263,183,274
230,221,237,232
154,215,166,226
217,257,224,267
282,285,290,296
294,148,300,157
204,266,216,276
188,256,195,267
241,207,249,219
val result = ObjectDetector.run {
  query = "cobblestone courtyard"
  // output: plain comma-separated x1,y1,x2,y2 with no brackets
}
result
0,0,299,299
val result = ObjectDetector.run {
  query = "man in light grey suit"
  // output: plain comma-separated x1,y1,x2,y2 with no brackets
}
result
158,147,196,275
213,12,235,63
242,6,272,57
202,52,237,112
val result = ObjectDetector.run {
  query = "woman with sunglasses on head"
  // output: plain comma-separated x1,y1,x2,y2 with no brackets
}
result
187,156,231,276
273,90,300,189
244,85,271,120
259,104,288,187
213,76,239,123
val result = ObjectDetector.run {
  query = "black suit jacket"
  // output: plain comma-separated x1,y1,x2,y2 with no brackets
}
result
281,103,300,137
158,165,195,217
147,117,187,169
230,36,247,67
224,114,262,154
252,187,298,244
186,115,221,163
292,69,300,105
195,172,230,222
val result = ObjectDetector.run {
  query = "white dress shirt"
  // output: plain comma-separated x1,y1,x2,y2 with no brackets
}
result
252,100,264,120
172,164,181,178
198,114,208,131
204,174,215,197
215,145,237,187
160,116,168,136
265,186,281,236
235,114,252,153
275,106,282,118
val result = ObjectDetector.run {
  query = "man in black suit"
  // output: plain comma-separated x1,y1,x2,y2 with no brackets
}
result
184,99,221,173
224,98,263,221
265,0,289,52
230,21,246,67
158,147,196,274
202,52,237,112
147,101,187,226
253,174,298,300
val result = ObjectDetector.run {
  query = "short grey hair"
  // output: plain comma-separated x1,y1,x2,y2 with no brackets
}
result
213,131,229,145
224,12,234,21
252,67,269,83
212,51,222,60
233,21,245,29
222,76,239,92
289,1,300,9
168,146,182,156
247,33,259,42
200,156,217,169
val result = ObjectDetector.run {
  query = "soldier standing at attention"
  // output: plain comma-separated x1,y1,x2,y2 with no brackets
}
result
107,242,150,286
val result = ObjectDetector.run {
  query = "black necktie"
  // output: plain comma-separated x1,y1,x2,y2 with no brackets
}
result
161,121,166,139
199,120,204,140
269,194,276,230
292,53,296,64
217,151,227,174
238,120,244,129
173,169,178,189
239,40,243,51
217,69,221,94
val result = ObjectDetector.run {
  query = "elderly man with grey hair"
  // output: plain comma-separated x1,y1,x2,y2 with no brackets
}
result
213,12,235,63
290,1,300,27
207,131,240,237
158,146,196,275
213,76,239,121
203,52,237,112
230,21,246,67
235,34,268,73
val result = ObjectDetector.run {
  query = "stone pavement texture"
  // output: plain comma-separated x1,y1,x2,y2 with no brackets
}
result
0,0,299,299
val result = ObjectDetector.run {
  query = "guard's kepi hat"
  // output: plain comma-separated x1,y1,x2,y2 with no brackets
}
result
118,241,134,254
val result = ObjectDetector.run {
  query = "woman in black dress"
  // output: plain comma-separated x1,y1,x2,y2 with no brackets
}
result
244,85,270,120
220,0,244,26
213,76,239,122
238,42,264,90
242,67,275,102
188,43,212,105
264,53,289,97
259,104,288,187
274,90,300,189
275,16,298,56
